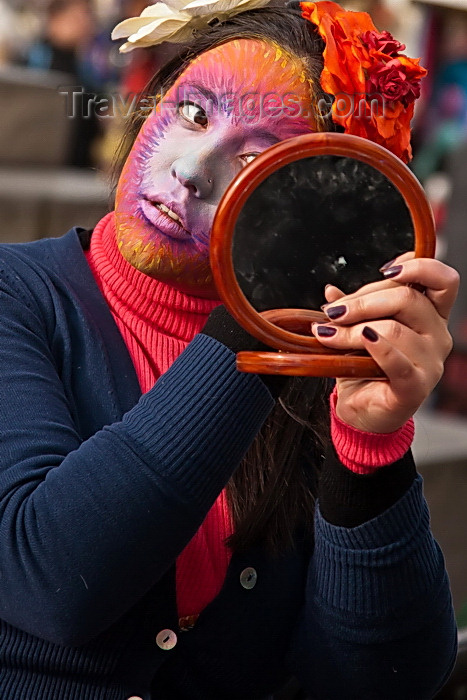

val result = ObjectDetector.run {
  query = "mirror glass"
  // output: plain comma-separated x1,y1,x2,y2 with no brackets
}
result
232,155,414,317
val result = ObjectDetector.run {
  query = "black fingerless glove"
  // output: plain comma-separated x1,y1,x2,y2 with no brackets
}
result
200,305,288,399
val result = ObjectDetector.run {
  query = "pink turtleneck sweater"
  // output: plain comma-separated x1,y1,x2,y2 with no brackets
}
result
85,212,413,622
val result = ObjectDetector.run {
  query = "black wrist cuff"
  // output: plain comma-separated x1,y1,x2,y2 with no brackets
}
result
201,305,264,353
200,305,287,399
318,443,417,527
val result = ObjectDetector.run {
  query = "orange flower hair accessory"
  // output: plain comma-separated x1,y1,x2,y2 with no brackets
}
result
300,1,427,163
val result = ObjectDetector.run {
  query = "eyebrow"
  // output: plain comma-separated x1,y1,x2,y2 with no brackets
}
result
177,82,219,107
244,128,280,145
176,82,292,143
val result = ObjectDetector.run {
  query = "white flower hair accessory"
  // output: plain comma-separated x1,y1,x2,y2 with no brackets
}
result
112,0,270,53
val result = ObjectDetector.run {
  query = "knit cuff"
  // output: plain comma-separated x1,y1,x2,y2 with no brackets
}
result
201,305,287,399
314,475,444,617
330,387,414,474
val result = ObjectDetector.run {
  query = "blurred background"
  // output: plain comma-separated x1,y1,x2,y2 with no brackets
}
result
0,0,467,695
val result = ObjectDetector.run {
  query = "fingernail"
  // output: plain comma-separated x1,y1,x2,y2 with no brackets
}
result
315,325,337,338
379,258,396,271
362,326,378,342
325,304,347,320
382,265,402,279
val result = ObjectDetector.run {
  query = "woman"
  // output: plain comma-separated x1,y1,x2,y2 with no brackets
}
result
0,2,459,698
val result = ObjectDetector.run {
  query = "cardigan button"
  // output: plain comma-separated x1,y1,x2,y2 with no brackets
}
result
127,697,143,700
156,628,178,650
240,567,257,590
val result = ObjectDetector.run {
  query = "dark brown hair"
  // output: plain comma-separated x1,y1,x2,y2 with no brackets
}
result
113,5,335,554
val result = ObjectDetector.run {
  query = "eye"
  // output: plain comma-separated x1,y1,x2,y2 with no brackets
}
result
240,153,260,165
178,101,208,127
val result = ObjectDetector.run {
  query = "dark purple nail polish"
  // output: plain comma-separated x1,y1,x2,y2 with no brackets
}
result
316,325,337,338
362,326,378,342
382,265,402,279
379,258,396,271
325,304,347,320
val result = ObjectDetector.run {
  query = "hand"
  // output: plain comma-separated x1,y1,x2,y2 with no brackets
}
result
311,256,460,433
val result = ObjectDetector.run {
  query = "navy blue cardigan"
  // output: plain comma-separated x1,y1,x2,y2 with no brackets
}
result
0,229,457,699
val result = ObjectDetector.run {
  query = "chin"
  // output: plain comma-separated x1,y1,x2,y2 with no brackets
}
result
115,212,216,298
126,249,217,298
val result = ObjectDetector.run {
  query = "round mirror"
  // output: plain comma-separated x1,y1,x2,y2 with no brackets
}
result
210,133,436,377
233,155,414,312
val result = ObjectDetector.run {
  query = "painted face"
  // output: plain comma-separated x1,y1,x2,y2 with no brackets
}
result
115,38,316,297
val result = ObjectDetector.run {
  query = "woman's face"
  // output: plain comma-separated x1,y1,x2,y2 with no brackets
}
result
115,38,316,297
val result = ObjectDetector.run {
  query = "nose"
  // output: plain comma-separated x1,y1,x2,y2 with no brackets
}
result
171,150,214,199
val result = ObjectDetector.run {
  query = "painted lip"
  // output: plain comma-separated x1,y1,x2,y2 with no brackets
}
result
140,197,192,241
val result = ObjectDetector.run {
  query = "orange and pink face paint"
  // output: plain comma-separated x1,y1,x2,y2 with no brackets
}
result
115,38,316,297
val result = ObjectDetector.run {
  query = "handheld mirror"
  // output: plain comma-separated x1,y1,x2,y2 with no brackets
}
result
210,133,436,378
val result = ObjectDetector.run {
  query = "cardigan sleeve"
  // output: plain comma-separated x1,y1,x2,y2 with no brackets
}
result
289,470,457,699
0,262,274,647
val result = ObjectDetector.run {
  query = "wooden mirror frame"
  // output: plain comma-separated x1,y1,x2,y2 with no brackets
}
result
210,132,436,377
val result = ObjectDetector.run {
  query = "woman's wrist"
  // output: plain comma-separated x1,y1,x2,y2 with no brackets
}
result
330,387,414,474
